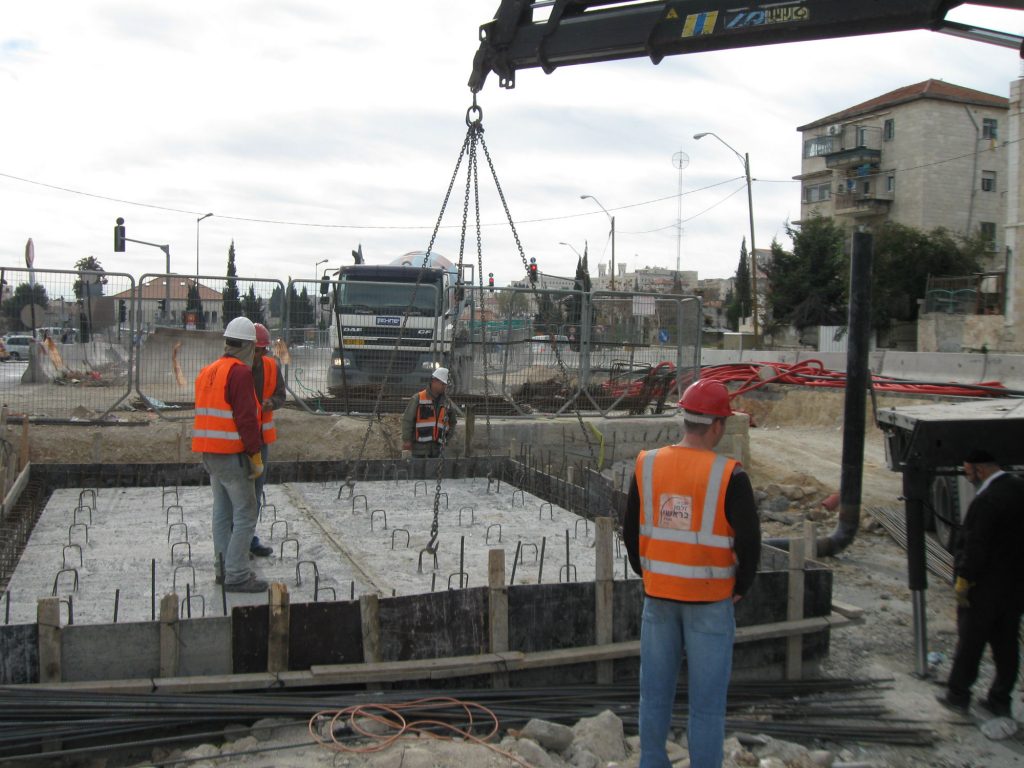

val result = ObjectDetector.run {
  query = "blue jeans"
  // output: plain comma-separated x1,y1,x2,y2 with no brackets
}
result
203,452,259,584
639,596,735,768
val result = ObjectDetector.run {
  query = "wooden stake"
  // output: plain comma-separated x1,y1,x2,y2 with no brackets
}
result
488,549,509,688
595,517,614,684
786,536,807,680
159,593,180,678
37,597,61,684
267,583,289,674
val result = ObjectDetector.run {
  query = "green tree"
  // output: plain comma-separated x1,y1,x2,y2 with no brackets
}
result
3,282,49,330
766,216,846,330
73,255,107,300
242,284,266,324
222,240,241,326
268,285,284,318
871,223,982,331
495,289,528,317
285,284,314,328
185,280,206,330
726,239,751,331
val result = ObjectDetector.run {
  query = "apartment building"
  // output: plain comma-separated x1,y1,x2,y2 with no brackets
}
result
795,80,1007,256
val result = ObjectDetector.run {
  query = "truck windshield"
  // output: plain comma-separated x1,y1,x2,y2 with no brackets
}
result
339,280,440,316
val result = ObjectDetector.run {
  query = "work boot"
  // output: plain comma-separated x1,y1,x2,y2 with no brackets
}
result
977,698,1012,719
224,575,269,593
936,691,970,715
250,536,273,557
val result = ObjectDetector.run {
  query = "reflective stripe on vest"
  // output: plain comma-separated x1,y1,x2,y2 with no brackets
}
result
192,357,256,454
636,446,738,601
259,356,278,445
414,389,448,444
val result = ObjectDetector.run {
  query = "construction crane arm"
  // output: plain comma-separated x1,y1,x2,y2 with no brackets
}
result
469,0,1024,92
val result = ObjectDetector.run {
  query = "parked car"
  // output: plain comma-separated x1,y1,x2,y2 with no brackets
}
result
3,335,34,360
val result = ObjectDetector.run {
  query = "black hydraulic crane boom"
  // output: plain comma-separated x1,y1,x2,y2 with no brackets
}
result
469,0,1024,92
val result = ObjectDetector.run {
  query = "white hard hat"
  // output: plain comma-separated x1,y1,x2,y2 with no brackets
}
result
224,316,257,341
432,367,450,385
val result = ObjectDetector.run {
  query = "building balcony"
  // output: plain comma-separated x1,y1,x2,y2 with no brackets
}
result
825,146,881,169
833,188,893,217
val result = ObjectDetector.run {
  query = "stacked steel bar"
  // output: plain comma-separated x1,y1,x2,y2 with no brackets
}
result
0,678,934,762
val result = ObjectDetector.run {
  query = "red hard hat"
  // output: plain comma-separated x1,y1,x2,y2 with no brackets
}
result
678,379,732,419
253,323,271,349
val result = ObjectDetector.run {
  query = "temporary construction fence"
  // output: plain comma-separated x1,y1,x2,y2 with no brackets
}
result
0,268,699,421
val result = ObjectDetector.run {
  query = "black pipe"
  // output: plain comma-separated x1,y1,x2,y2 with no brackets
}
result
816,231,873,557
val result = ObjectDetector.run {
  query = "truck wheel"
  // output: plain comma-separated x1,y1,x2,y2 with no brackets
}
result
930,475,960,552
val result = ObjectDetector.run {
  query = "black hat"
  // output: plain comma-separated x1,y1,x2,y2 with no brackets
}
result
964,448,997,464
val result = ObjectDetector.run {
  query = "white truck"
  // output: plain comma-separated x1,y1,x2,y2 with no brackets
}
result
327,251,466,395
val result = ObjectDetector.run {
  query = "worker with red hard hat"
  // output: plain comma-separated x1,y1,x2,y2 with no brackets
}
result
247,323,286,558
623,377,761,768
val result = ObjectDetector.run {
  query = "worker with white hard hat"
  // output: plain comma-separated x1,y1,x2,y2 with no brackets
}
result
191,316,267,593
401,367,456,459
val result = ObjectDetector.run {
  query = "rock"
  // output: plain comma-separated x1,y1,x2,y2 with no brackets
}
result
768,496,791,513
222,723,249,741
392,746,435,768
759,759,786,768
809,749,835,766
806,507,831,522
751,736,815,766
354,714,394,736
764,483,782,497
511,736,558,767
782,484,805,500
225,735,259,754
521,717,575,752
725,735,758,766
566,745,600,768
182,743,219,760
572,709,627,762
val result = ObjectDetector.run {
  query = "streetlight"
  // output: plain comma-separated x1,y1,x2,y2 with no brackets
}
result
196,213,213,277
314,259,328,281
558,241,582,259
693,131,759,338
580,194,615,290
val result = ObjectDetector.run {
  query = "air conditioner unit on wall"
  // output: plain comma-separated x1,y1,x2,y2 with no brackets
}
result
828,124,841,135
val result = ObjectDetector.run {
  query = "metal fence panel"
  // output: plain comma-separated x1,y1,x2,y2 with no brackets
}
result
586,291,701,416
134,274,285,419
0,267,135,419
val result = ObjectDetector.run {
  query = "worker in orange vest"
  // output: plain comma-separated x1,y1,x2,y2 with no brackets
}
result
192,317,266,593
623,378,761,768
248,323,285,557
401,367,456,459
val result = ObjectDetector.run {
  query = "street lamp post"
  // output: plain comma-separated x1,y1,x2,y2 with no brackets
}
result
558,241,582,259
196,213,213,277
694,132,759,338
580,195,615,290
314,259,328,281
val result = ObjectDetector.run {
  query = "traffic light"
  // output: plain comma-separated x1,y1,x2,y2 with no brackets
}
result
118,300,127,323
114,218,126,252
488,272,494,292
528,257,538,285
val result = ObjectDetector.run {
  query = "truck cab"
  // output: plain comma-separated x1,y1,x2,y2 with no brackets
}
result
328,251,462,392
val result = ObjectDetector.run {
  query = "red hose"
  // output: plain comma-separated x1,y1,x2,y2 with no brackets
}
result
697,360,1009,399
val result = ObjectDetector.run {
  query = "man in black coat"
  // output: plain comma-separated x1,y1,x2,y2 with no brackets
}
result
938,449,1024,717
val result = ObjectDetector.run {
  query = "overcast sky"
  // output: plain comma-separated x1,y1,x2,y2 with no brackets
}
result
1,2,1021,291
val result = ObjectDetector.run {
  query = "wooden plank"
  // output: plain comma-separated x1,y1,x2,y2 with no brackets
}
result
159,593,179,678
594,517,614,684
37,597,61,684
831,600,865,620
18,416,29,471
1,462,30,521
18,613,858,693
785,536,807,680
488,548,509,688
267,583,289,673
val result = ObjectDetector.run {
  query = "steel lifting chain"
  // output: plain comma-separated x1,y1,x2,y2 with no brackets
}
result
475,132,596,462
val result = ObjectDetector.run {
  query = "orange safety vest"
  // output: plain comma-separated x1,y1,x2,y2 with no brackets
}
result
635,446,738,602
414,389,448,444
192,357,260,454
259,356,278,445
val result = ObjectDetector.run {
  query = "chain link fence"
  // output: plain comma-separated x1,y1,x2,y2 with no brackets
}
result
0,268,699,422
0,268,135,419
